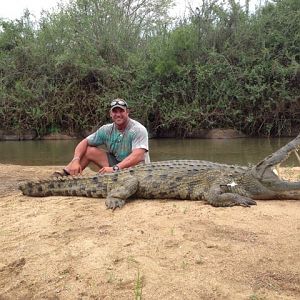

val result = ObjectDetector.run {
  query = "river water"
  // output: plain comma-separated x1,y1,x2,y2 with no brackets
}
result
0,137,297,166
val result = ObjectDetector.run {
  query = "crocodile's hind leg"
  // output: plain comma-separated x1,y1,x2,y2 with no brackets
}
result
205,184,257,207
105,176,139,209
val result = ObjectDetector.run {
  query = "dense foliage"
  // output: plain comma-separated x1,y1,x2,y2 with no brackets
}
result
0,0,299,137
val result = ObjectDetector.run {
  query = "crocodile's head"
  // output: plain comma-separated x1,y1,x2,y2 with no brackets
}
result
250,134,300,200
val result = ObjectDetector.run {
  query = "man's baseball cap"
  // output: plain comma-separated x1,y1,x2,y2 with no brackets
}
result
110,99,128,111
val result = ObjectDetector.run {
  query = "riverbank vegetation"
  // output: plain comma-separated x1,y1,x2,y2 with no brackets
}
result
0,0,299,137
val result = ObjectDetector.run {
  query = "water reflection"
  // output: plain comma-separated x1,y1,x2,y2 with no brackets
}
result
150,138,294,165
0,137,297,166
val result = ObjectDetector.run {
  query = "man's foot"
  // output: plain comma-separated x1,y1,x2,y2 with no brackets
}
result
51,169,70,178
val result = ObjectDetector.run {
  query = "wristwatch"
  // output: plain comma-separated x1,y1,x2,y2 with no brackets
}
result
112,165,120,172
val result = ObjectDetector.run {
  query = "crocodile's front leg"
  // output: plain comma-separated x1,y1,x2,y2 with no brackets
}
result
205,184,257,207
105,176,139,209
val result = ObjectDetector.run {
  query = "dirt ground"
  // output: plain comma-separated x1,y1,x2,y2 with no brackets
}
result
0,164,299,300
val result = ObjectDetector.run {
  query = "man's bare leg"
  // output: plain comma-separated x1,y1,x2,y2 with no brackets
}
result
65,146,109,175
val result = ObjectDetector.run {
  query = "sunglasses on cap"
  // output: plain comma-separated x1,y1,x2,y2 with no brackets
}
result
110,99,128,108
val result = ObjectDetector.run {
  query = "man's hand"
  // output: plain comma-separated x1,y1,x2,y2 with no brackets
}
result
67,160,82,176
99,167,114,174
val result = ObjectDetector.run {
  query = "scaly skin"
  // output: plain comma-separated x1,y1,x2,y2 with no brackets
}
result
19,134,300,209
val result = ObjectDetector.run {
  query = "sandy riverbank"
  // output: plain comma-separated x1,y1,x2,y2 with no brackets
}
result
0,164,299,299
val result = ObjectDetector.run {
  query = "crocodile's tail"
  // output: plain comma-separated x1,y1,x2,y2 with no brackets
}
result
19,176,107,198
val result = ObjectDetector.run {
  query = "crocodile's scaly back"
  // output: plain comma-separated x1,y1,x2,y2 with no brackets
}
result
19,134,300,209
19,160,255,208
20,160,249,198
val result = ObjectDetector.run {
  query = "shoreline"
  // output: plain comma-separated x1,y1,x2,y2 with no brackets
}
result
1,128,298,141
0,164,299,299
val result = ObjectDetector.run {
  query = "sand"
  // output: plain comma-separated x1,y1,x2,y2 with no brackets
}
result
0,164,299,300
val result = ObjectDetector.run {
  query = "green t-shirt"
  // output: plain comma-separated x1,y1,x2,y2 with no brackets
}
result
86,119,150,163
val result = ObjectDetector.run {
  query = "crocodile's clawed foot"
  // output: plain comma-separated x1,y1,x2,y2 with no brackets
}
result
210,191,258,207
234,196,257,207
105,198,126,210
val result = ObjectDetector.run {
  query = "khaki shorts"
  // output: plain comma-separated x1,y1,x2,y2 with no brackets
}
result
106,153,120,167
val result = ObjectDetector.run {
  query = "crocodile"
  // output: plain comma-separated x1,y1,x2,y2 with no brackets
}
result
19,134,300,209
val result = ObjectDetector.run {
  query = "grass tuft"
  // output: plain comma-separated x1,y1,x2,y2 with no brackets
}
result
134,270,143,300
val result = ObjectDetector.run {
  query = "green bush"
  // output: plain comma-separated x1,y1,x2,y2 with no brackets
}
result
0,0,299,137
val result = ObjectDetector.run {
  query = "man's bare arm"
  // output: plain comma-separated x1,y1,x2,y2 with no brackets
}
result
66,138,89,175
117,148,146,169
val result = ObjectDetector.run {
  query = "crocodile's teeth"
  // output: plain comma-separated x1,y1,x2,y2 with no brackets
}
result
294,150,300,165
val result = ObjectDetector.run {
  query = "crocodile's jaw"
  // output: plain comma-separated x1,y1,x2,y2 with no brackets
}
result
251,134,300,199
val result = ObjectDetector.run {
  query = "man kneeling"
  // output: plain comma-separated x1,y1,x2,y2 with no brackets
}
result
53,98,150,176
